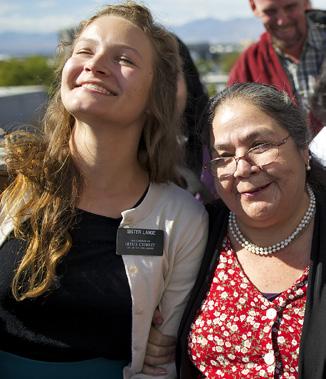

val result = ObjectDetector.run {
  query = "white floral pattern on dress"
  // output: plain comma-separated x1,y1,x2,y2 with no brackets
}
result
188,238,308,379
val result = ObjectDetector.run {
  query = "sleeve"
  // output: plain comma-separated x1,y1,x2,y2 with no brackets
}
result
126,188,209,379
149,204,208,378
158,205,208,335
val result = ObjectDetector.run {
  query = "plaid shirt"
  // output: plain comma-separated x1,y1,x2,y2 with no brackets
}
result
276,15,326,114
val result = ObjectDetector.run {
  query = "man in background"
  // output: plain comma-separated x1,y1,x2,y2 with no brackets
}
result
228,0,326,134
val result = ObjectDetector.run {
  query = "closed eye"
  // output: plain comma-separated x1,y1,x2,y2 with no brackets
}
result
75,49,92,55
116,56,134,65
209,157,233,169
250,143,274,154
215,151,234,158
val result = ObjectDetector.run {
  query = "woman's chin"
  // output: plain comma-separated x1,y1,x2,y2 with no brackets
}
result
239,198,281,227
245,206,272,220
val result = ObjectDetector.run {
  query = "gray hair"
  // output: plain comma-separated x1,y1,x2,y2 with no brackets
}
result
208,82,311,149
208,82,326,190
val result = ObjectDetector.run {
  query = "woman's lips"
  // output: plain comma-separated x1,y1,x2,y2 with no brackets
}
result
76,81,118,96
240,183,271,196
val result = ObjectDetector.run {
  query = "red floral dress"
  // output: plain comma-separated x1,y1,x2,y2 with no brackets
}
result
188,238,308,379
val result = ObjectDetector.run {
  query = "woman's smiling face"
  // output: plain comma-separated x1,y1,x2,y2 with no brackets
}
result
61,15,154,128
211,99,309,228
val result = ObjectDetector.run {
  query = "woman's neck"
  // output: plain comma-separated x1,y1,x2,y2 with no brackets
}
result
70,121,149,217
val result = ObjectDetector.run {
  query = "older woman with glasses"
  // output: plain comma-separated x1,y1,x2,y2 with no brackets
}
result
145,83,326,379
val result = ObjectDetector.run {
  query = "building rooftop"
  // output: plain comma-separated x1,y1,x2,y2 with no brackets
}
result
0,85,46,97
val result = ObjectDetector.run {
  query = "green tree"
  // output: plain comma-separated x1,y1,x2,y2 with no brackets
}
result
0,56,54,87
218,52,240,74
195,58,216,76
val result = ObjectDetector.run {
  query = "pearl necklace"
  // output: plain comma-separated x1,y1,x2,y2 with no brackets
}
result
228,185,316,255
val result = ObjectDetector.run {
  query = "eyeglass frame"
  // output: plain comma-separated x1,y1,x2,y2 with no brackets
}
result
207,134,291,179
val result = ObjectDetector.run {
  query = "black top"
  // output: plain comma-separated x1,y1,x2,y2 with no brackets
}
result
0,210,132,362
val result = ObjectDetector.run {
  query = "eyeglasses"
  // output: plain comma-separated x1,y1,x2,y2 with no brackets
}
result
207,135,290,179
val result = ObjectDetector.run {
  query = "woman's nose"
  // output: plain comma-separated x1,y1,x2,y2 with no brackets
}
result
84,55,110,75
233,157,254,178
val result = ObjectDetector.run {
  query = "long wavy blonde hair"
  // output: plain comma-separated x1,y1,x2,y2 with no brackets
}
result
1,1,182,300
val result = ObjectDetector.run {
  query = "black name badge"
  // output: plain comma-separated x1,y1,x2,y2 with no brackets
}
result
116,228,164,256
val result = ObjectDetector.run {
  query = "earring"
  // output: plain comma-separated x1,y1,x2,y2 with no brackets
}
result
306,155,311,171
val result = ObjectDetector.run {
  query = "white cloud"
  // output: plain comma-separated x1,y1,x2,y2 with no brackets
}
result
0,15,78,33
146,0,325,23
0,4,21,15
144,0,253,24
0,0,325,33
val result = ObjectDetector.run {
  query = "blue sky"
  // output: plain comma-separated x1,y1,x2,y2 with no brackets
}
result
1,0,325,33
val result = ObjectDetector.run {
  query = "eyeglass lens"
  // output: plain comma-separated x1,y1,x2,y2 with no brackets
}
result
213,146,279,177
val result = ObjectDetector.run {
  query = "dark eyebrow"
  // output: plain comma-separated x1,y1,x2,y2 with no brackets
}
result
213,130,277,151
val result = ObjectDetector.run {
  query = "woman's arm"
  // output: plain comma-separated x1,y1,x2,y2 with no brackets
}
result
143,310,176,375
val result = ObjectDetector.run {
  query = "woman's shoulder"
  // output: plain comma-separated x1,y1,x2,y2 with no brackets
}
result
152,182,207,213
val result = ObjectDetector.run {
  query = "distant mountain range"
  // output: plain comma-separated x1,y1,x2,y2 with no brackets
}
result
171,17,263,44
0,17,263,57
1,32,58,57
